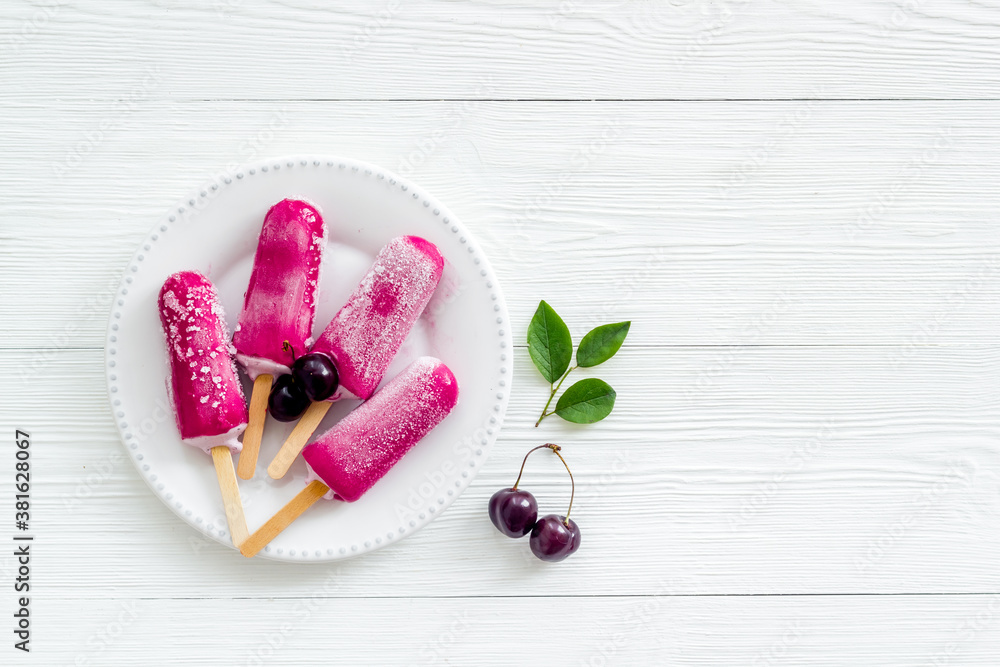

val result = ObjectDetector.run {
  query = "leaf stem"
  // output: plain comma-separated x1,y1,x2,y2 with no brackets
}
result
535,366,576,427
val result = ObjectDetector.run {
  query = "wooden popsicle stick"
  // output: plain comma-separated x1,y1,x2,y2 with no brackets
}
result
267,401,333,479
239,480,329,558
238,374,273,479
210,446,249,547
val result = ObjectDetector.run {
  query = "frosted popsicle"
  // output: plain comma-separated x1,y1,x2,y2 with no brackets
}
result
158,270,249,546
266,236,443,480
312,236,443,400
240,357,459,557
233,198,326,479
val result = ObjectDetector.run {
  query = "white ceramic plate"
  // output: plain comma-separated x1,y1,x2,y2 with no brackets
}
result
105,155,511,562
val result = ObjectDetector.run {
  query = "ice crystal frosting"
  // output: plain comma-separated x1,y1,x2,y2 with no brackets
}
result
303,357,458,501
311,236,443,399
158,271,248,454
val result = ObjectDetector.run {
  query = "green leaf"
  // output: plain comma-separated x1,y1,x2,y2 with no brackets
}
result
527,300,573,383
576,321,631,367
555,378,617,424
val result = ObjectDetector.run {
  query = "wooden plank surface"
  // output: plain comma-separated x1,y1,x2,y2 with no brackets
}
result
2,101,999,349
3,1,1000,664
3,345,997,598
26,595,1000,666
1,1,999,100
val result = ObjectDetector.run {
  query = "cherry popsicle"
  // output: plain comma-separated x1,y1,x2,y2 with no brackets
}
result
266,236,443,480
240,357,459,557
159,271,250,546
232,199,326,479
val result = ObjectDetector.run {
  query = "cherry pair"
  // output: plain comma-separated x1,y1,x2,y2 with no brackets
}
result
268,341,339,421
488,444,581,562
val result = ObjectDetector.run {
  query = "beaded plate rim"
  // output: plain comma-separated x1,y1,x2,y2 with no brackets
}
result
104,154,512,562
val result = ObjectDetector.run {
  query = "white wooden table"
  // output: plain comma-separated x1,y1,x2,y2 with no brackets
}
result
2,2,999,664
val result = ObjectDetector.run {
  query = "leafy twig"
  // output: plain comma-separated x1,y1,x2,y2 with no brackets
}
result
526,300,630,426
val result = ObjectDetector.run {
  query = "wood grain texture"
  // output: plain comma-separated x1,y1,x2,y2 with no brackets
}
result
210,445,249,547
268,401,333,479
27,595,1000,666
2,101,999,349
238,373,272,479
240,480,328,558
1,1,999,100
2,346,997,598
3,2,1000,663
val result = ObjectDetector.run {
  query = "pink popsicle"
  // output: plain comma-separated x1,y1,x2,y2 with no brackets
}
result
239,357,458,557
311,235,443,400
233,198,326,378
158,270,250,546
233,198,326,479
265,235,445,480
303,356,459,501
158,271,248,453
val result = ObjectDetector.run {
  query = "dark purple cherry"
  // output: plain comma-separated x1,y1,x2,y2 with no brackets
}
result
489,443,580,561
268,374,309,421
529,515,581,562
291,352,339,401
489,488,538,538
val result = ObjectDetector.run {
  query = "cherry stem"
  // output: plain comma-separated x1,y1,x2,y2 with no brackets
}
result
511,444,551,490
282,340,297,362
511,443,575,525
535,366,576,427
548,445,575,525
